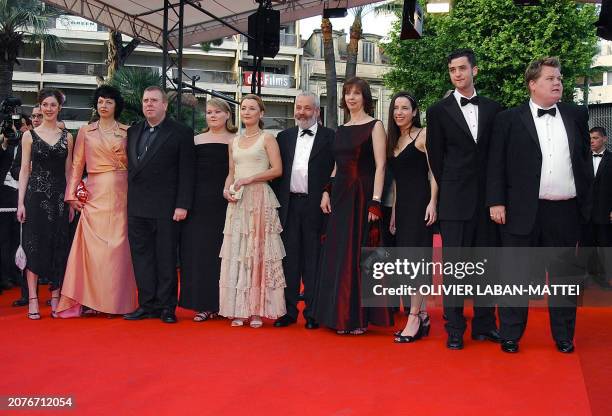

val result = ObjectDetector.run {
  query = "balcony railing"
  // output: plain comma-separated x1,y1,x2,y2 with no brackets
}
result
262,117,294,131
15,58,40,73
44,60,107,77
173,68,234,84
59,107,94,121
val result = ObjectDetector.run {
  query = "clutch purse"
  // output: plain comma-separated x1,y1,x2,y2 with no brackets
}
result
229,183,244,200
76,180,89,203
15,223,26,270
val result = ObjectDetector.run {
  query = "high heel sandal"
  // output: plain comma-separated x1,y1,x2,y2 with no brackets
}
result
50,295,60,318
394,312,430,336
249,316,263,328
394,313,423,343
27,297,41,320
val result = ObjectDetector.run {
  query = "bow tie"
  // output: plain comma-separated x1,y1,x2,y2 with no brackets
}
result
537,107,556,117
300,129,314,137
460,96,479,106
593,153,604,158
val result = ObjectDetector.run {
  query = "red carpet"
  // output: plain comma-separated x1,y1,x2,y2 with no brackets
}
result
0,287,610,415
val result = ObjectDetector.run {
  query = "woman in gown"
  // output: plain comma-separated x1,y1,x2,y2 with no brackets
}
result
180,98,235,322
17,88,74,319
387,92,438,343
56,85,137,316
218,94,286,328
314,77,393,334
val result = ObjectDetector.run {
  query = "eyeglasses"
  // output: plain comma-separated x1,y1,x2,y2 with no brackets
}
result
32,114,44,119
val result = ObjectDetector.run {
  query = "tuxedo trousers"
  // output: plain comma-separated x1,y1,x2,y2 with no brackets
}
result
500,199,580,342
281,194,322,320
439,203,498,337
128,216,178,312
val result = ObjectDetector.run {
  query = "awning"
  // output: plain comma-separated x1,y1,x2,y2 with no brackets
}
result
43,1,381,47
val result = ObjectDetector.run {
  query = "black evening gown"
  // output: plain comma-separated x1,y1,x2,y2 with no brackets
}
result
23,130,70,290
179,143,229,311
313,120,393,331
388,137,433,247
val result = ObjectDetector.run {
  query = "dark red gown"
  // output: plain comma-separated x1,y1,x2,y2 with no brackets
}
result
313,120,393,331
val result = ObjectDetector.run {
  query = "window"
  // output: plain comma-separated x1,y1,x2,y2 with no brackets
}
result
362,42,375,63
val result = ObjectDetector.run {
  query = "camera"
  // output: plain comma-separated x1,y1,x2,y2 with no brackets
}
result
1,96,23,146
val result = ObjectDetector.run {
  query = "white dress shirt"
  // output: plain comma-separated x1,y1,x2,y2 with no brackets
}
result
529,100,576,200
593,150,605,175
453,89,479,141
3,147,18,189
290,122,318,194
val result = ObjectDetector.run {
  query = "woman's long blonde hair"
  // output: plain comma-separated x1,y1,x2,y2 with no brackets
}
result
203,97,238,133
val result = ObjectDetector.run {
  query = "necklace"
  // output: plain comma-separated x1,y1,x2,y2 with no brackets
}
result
99,121,118,133
243,129,261,139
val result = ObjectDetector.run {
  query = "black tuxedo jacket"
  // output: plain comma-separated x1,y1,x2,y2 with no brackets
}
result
0,144,17,184
127,117,195,219
591,149,612,224
272,125,335,230
486,102,592,235
426,94,503,221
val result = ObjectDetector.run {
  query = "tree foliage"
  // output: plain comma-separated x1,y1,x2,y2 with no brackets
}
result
381,0,599,110
109,66,205,131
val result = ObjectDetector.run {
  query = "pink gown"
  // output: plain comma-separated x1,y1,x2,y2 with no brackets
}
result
57,122,137,316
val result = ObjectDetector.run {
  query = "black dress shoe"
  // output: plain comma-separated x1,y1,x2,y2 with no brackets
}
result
305,317,319,329
472,329,501,343
555,340,574,353
273,315,296,327
12,297,28,307
160,310,177,323
446,334,464,350
501,340,519,353
124,307,159,320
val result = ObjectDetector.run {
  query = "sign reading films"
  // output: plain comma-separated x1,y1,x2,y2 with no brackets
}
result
243,71,292,88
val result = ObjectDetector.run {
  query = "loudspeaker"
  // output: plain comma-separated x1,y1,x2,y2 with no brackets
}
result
248,8,280,58
400,0,424,40
596,0,612,41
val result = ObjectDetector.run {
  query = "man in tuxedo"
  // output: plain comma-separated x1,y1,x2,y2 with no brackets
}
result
583,127,612,289
124,86,195,324
271,92,335,329
426,48,503,350
487,57,592,353
0,130,21,295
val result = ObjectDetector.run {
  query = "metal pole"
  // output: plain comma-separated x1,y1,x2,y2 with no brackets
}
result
176,0,185,118
162,0,169,90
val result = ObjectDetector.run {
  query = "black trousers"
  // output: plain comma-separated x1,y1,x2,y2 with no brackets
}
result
281,194,322,320
582,222,612,283
439,204,498,337
0,186,20,285
128,216,179,312
500,199,580,343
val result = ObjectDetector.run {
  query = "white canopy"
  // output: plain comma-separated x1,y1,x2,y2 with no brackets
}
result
43,0,383,47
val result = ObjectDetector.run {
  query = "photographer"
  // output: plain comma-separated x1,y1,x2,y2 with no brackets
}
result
0,121,21,297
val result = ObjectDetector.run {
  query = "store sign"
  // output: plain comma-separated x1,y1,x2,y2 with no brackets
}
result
56,15,98,32
243,71,291,88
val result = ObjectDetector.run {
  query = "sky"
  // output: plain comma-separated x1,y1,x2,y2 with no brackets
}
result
298,1,398,41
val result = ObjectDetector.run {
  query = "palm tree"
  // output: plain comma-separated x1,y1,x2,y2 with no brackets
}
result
321,17,338,129
345,6,370,82
106,30,140,80
0,0,62,101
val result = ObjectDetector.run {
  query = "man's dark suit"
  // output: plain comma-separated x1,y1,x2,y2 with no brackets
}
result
127,117,195,313
582,149,612,286
272,125,334,321
0,143,21,290
487,102,592,343
426,93,503,338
